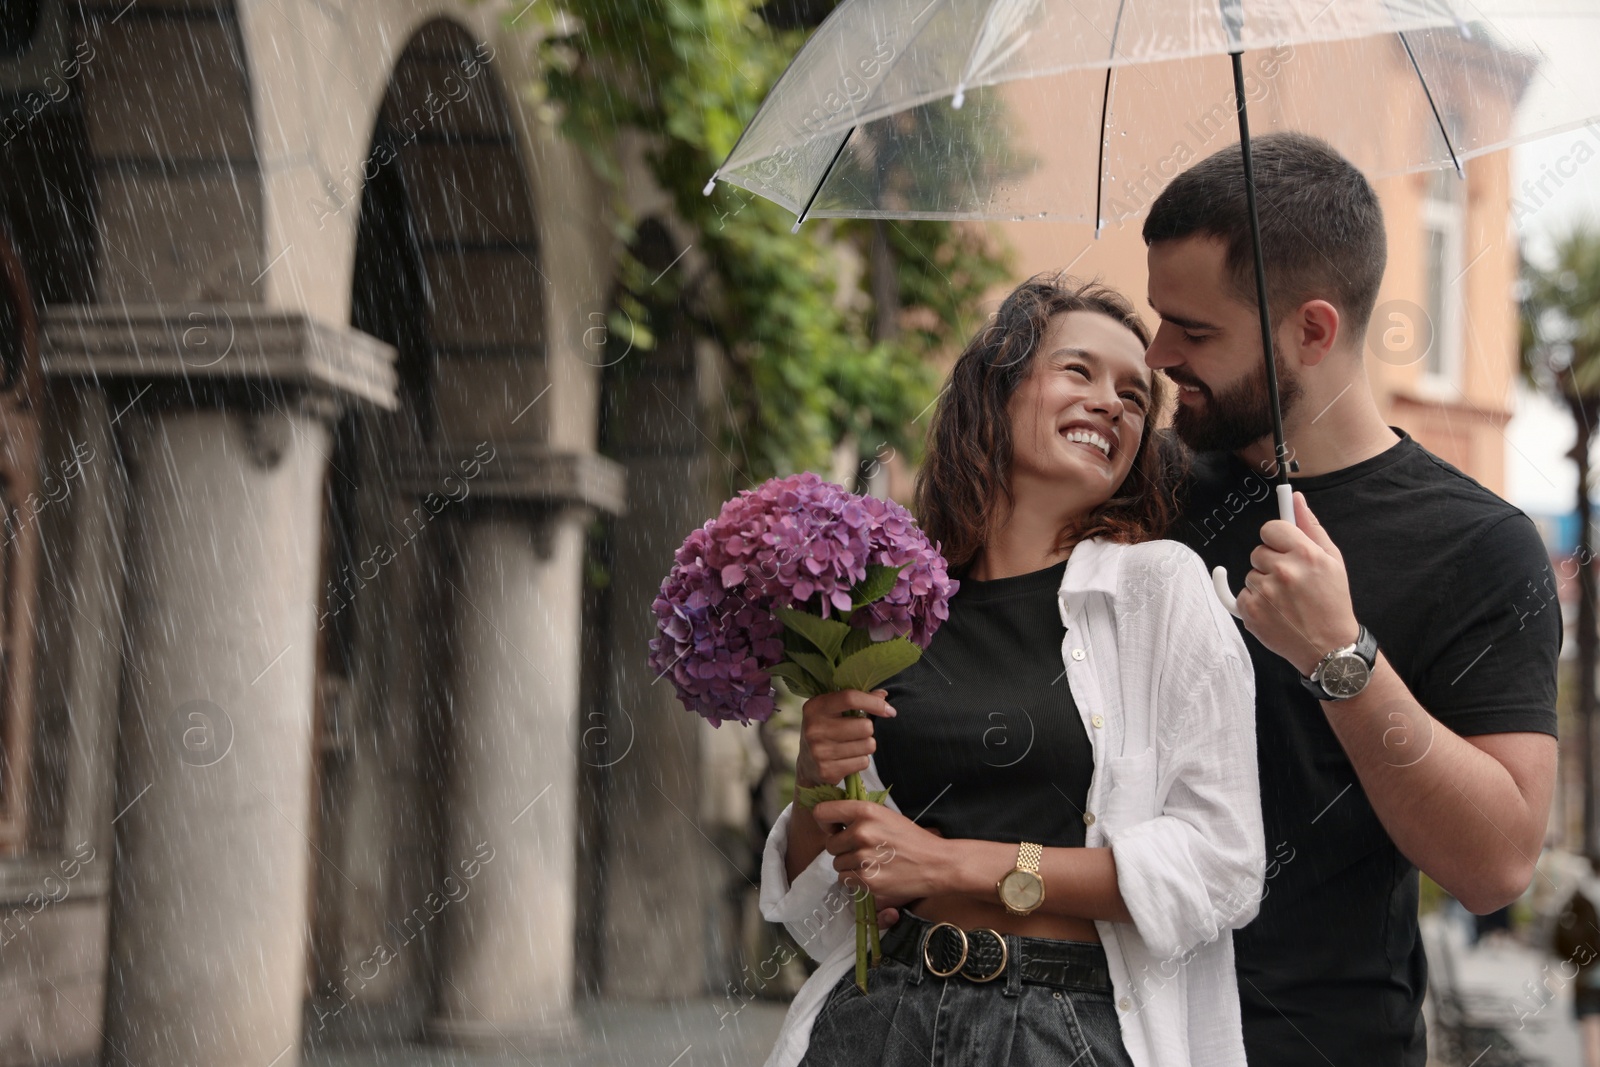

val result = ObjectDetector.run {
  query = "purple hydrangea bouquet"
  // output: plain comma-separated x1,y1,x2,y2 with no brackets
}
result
648,472,957,991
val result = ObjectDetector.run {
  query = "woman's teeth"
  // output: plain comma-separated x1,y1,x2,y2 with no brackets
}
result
1063,429,1111,457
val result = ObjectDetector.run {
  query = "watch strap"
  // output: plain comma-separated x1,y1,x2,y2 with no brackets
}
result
1016,841,1042,874
1300,624,1377,700
1354,624,1377,666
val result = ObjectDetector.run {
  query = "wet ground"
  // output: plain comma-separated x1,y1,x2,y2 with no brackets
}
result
303,998,791,1067
1426,912,1581,1067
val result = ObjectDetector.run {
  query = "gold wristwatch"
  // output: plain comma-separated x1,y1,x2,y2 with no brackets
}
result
996,841,1045,916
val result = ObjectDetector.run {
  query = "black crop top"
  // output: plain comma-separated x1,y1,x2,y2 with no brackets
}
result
871,558,1094,849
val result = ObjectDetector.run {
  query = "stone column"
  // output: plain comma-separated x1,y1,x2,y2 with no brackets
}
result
599,328,717,998
404,445,624,1053
42,306,396,1067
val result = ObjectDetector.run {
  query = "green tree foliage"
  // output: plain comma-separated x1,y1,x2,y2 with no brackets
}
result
516,0,1013,486
1520,224,1600,856
1522,227,1600,397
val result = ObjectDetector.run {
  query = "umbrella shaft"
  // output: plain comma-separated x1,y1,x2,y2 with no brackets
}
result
1230,51,1291,486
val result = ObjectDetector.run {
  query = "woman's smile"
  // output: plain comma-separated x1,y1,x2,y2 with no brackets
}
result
1058,421,1115,461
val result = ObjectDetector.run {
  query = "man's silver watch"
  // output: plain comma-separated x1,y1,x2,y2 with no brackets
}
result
1300,625,1378,701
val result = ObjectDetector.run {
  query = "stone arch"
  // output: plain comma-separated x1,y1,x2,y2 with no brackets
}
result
301,15,551,1042
355,16,547,446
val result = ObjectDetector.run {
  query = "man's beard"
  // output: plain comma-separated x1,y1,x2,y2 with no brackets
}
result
1170,353,1302,454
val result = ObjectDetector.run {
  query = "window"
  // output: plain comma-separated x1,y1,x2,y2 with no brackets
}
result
1421,116,1467,389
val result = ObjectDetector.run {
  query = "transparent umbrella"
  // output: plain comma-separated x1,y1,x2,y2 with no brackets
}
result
702,0,1600,610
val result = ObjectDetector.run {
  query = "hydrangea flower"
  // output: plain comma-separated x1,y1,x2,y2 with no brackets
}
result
648,472,957,727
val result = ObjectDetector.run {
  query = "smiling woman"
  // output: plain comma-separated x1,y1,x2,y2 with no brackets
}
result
759,273,1266,1067
915,275,1180,573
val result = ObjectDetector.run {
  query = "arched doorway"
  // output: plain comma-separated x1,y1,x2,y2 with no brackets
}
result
305,17,548,1045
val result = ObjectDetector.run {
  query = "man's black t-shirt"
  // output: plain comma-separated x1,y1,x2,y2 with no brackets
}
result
1173,429,1560,1066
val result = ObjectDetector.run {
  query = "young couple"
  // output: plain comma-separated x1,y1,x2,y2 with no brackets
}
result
760,131,1561,1067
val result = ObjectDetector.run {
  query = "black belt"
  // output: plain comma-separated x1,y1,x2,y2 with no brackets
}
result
880,911,1113,993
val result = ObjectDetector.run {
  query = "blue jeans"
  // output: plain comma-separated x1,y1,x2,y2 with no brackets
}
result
798,939,1134,1067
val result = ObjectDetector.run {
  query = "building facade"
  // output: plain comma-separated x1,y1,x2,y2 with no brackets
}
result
0,1,744,1063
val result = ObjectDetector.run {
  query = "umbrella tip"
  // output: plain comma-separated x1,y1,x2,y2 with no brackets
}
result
702,177,717,196
951,88,964,110
790,219,802,234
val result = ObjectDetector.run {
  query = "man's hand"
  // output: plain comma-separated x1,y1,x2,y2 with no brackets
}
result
1236,491,1361,677
812,798,951,910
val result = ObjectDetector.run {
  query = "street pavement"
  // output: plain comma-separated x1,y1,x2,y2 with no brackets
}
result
295,919,1585,1067
44,917,1582,1067
302,998,792,1067
1424,911,1583,1066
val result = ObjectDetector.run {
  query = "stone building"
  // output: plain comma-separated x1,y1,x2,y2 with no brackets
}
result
0,0,742,1063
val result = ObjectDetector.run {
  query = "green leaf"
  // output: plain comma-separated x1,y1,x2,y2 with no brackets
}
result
775,605,851,660
781,625,815,657
833,638,923,693
851,563,906,608
768,661,823,699
866,786,891,805
786,650,836,691
840,626,873,659
795,783,846,809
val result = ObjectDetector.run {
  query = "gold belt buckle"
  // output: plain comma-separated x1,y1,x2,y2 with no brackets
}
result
963,928,1009,983
921,921,969,978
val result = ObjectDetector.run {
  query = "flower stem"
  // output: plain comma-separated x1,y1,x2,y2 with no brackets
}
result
855,889,869,993
844,768,873,991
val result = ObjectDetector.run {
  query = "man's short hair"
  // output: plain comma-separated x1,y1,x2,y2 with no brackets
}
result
1142,131,1387,338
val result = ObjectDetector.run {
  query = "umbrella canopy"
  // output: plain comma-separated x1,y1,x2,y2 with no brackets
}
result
704,0,1600,614
704,0,1600,231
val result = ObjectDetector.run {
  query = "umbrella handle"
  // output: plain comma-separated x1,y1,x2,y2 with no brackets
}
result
1212,483,1296,619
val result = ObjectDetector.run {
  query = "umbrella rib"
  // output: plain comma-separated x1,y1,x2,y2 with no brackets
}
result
699,0,865,195
1397,30,1464,180
707,0,952,194
952,0,1001,107
792,127,857,233
1092,0,1130,238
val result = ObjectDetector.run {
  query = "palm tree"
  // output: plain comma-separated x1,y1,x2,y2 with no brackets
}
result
1521,222,1600,857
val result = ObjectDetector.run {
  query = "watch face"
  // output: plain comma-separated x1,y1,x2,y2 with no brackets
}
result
1321,653,1371,698
998,869,1044,913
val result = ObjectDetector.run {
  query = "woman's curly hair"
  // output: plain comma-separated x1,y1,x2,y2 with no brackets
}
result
913,273,1186,572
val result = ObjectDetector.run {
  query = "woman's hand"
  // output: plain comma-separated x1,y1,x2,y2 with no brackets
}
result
812,799,954,910
795,688,897,788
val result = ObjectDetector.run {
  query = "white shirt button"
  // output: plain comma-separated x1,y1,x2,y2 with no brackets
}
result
1091,714,1104,728
1082,811,1096,826
1118,996,1132,1011
1070,648,1086,661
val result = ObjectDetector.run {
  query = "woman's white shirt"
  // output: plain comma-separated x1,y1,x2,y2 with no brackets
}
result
758,536,1265,1067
